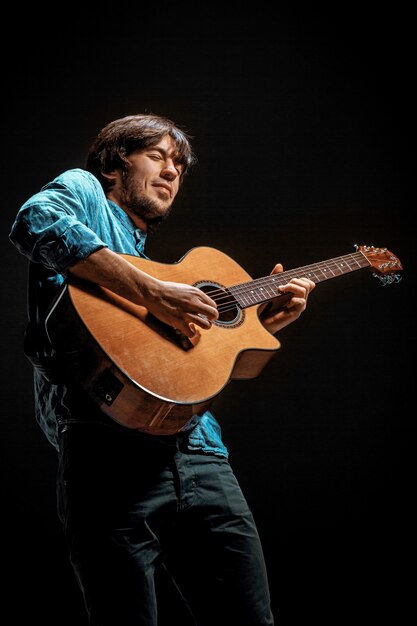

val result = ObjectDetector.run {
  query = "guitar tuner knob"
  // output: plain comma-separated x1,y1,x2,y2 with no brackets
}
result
372,272,402,286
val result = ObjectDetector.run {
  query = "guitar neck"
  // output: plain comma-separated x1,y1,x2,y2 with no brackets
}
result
228,251,371,309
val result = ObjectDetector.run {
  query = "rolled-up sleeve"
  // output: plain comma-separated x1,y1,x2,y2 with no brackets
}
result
9,172,107,273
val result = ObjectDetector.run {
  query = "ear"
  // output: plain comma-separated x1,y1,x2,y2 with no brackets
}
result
101,170,119,184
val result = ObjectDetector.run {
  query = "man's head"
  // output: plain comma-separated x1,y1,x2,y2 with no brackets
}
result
86,114,196,231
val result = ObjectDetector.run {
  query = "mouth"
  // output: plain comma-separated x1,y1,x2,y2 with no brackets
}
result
152,183,172,197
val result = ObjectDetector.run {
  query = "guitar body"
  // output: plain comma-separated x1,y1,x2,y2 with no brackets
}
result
46,247,280,435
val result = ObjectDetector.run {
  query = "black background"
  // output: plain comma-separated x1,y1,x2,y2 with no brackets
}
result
2,10,414,625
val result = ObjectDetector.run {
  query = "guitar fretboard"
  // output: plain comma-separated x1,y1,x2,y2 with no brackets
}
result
228,252,370,309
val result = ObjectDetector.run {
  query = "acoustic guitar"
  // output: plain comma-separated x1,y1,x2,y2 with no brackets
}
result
45,245,403,435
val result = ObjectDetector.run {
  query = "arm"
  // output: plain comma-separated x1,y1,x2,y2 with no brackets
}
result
69,248,218,337
9,170,218,338
260,263,315,335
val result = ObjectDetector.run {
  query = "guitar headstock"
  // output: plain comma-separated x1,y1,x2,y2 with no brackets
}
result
356,244,403,285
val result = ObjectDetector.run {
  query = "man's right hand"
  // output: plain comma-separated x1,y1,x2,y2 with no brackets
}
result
145,279,218,338
69,248,218,339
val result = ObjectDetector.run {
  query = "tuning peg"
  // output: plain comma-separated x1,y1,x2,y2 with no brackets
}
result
372,273,402,286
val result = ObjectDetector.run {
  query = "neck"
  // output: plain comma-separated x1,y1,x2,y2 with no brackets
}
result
123,207,148,232
106,192,148,232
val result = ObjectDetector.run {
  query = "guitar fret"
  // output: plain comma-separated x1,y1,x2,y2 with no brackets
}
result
230,252,374,308
226,247,402,310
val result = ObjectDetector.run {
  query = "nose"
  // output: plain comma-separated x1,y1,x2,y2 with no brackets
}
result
161,160,179,181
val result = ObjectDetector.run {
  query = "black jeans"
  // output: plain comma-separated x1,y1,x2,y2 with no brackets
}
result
57,421,274,625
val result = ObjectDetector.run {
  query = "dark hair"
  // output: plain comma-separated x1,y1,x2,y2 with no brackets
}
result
86,114,197,192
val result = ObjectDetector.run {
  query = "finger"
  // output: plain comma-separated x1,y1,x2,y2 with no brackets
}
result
187,312,214,329
291,277,316,292
279,285,306,299
270,263,284,275
194,287,218,309
279,278,314,296
176,322,197,338
197,302,219,321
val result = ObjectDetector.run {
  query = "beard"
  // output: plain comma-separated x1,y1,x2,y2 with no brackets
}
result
120,170,174,233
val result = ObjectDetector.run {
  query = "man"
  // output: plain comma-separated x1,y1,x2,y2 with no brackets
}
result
9,114,315,625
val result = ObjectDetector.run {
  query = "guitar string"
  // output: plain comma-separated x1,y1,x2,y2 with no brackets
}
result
205,253,368,300
203,253,370,312
206,274,356,312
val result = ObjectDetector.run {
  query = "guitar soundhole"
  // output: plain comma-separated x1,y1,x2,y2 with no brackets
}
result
194,281,244,327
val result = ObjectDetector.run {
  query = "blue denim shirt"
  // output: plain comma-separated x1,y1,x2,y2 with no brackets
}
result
9,168,228,457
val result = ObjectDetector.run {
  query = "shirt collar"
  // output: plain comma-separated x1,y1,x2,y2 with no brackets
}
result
107,199,147,253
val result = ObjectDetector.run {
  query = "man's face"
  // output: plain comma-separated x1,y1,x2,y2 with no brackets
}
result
107,134,184,231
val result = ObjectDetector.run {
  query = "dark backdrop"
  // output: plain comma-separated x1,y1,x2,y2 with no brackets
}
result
2,11,414,625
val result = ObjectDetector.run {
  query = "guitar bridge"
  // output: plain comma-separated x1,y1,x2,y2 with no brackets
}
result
146,313,200,350
172,327,201,350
